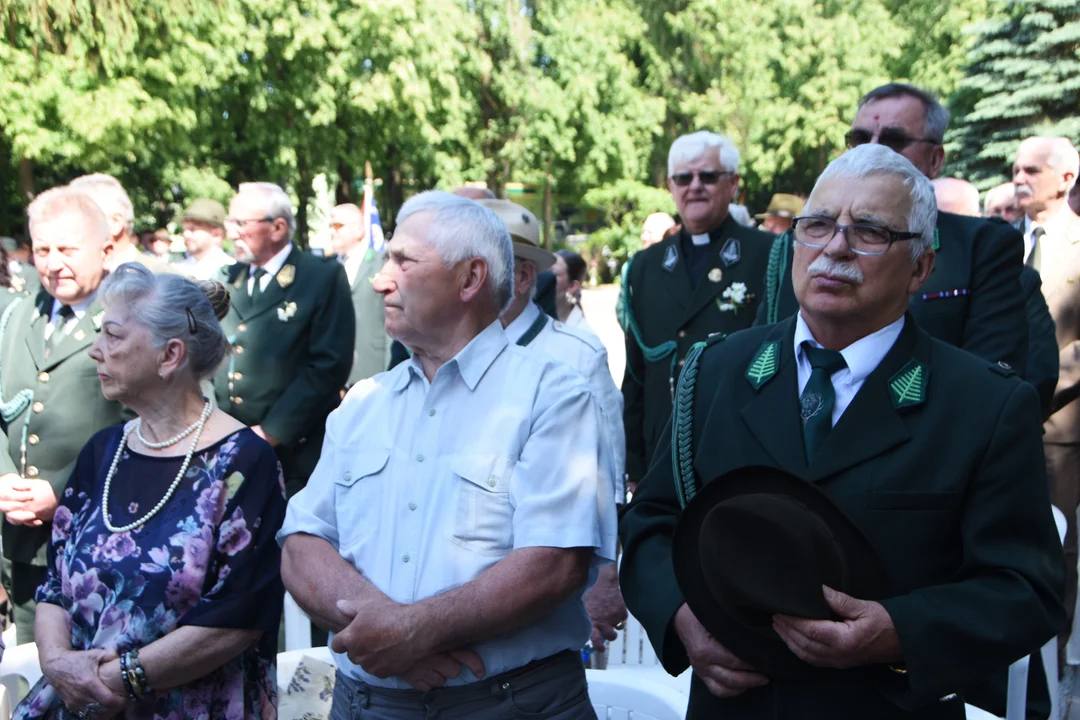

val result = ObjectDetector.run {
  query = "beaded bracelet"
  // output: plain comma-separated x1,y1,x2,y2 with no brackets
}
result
129,648,152,695
118,652,139,702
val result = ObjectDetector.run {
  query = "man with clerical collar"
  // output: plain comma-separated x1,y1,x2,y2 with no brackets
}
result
619,144,1065,719
622,131,774,491
215,182,354,497
0,187,125,644
758,83,1029,381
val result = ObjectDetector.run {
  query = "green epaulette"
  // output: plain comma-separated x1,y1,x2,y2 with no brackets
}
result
671,332,726,509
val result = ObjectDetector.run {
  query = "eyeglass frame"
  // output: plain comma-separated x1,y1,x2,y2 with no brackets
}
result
845,128,941,154
790,215,922,257
224,216,275,229
669,170,735,187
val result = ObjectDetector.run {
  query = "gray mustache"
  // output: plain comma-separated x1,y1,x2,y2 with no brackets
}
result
1015,185,1033,198
808,255,865,284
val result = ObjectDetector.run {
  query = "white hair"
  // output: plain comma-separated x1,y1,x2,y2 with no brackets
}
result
668,131,740,176
1043,137,1080,193
237,182,296,240
69,174,134,233
396,191,515,312
815,144,938,260
27,187,110,246
983,183,1016,215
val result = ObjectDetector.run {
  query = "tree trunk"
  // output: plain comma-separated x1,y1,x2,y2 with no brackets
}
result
295,155,311,251
542,162,554,250
336,158,353,205
382,145,404,232
17,157,33,202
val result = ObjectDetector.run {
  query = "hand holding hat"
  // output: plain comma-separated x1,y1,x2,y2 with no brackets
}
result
772,585,901,670
673,603,769,699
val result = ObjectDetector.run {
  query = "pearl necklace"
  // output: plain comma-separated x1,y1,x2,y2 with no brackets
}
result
102,400,212,534
135,407,207,449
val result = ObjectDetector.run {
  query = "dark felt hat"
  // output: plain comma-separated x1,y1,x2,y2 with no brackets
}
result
672,466,888,679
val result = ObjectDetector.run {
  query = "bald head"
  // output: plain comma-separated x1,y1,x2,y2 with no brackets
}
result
1014,136,1080,219
984,183,1021,223
641,212,676,248
932,178,981,217
453,186,496,201
330,203,367,255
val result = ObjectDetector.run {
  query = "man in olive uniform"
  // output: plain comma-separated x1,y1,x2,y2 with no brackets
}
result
330,203,390,387
620,145,1064,719
757,83,1028,378
0,188,125,644
622,131,775,489
215,182,354,496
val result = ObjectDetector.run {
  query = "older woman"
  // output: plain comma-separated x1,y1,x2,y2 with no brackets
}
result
14,263,285,720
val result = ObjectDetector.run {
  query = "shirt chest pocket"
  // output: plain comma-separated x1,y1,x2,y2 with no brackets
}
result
449,454,515,556
334,450,389,552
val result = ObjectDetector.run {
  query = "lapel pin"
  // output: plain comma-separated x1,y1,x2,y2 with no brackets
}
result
277,265,296,288
708,268,723,284
663,245,679,272
720,238,741,268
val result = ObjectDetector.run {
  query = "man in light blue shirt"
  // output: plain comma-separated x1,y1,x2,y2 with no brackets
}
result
279,191,616,719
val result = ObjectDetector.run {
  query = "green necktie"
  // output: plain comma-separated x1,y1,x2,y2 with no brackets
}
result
800,343,847,462
250,267,267,303
45,304,75,358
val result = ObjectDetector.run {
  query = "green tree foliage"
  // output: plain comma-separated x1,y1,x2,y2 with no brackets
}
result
580,179,675,260
946,0,1080,189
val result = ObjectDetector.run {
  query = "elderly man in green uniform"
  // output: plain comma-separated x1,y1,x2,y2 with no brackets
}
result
215,182,355,497
757,83,1029,379
622,131,775,490
330,202,390,387
620,144,1065,719
0,187,125,644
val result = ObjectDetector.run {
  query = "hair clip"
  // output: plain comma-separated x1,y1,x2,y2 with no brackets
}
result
186,308,198,334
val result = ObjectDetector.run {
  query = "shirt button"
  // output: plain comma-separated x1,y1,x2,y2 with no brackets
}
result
416,454,425,463
408,502,417,511
402,554,410,563
32,402,43,413
343,471,352,482
28,434,39,446
37,372,49,384
677,330,687,339
428,408,436,417
488,477,497,488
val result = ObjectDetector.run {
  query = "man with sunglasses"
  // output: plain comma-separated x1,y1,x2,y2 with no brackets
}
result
622,131,774,492
758,83,1029,383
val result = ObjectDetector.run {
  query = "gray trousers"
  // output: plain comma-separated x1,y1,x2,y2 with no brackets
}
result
330,650,596,719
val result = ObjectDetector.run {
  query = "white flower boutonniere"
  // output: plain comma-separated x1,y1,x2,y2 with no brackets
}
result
717,282,754,313
277,301,298,322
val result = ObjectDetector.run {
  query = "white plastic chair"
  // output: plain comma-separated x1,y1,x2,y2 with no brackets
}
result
0,641,42,708
276,646,334,689
586,668,686,720
283,592,312,651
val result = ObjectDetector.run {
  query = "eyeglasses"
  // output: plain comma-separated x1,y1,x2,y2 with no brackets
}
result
224,216,273,229
845,128,941,153
670,170,734,187
792,216,921,257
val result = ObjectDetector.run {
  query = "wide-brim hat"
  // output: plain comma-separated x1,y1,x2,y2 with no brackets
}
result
755,193,804,220
672,466,887,680
477,199,556,272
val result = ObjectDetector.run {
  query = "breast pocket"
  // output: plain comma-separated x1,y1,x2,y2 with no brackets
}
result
449,454,515,556
334,450,390,553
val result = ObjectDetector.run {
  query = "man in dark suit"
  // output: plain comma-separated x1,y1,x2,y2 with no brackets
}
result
215,182,354,497
330,203,390,387
0,188,126,643
623,131,775,489
620,144,1065,719
758,83,1028,378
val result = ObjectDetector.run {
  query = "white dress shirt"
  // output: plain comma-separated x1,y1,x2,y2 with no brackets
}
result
247,244,293,295
178,247,235,281
45,296,93,341
341,246,369,287
278,320,617,688
794,312,905,427
505,302,626,502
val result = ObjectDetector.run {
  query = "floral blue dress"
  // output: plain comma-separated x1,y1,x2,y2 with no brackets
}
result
14,426,287,720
